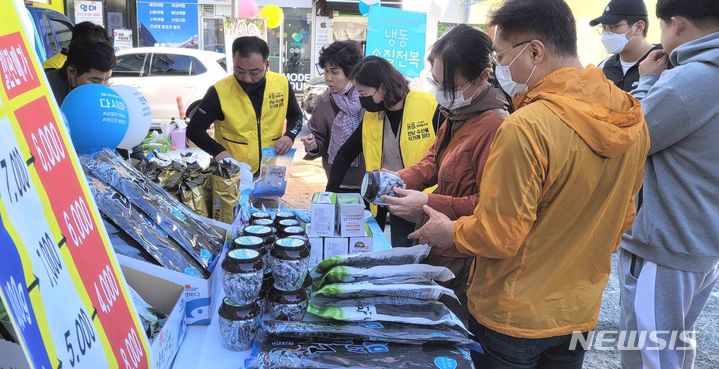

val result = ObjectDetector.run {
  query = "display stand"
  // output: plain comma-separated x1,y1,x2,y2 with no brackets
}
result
172,213,389,369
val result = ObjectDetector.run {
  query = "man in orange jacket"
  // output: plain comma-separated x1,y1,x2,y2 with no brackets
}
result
410,0,649,368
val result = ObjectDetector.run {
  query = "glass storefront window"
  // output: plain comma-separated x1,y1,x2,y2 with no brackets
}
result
203,18,225,53
265,7,312,93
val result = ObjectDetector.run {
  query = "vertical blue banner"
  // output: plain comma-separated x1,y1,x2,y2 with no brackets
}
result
137,0,199,48
365,6,427,78
0,215,53,369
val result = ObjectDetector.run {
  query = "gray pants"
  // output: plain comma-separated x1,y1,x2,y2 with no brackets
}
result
619,249,719,369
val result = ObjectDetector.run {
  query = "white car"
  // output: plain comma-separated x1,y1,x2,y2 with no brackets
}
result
110,47,228,128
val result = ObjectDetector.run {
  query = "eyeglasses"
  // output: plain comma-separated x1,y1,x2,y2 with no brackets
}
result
595,22,630,35
426,74,441,89
491,40,531,65
427,74,474,92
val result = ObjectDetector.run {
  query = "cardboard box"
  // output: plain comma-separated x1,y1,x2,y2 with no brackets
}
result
309,192,336,237
349,224,374,254
324,234,349,259
306,225,324,269
122,266,186,369
337,193,366,237
118,254,219,325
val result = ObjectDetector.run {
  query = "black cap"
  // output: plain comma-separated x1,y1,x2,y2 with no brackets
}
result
590,0,647,27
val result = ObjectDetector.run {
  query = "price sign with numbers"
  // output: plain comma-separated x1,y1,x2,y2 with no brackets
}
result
0,2,150,369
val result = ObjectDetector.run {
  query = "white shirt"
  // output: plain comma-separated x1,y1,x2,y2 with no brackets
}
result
620,59,636,75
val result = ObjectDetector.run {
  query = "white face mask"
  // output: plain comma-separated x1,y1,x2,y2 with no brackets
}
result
601,25,636,54
495,43,537,98
434,80,480,111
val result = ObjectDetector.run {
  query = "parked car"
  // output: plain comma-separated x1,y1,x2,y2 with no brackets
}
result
109,47,228,128
25,5,74,62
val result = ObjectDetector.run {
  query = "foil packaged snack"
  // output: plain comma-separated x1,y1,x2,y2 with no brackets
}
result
211,161,241,224
87,174,207,277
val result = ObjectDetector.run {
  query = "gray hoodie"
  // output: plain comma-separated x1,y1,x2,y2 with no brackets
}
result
622,32,719,272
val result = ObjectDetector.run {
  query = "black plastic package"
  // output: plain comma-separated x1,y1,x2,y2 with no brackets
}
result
262,320,473,346
245,338,475,369
88,174,207,277
81,150,223,270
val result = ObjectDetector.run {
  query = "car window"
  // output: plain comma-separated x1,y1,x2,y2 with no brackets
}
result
149,53,192,76
190,57,206,75
114,54,147,77
49,16,73,52
217,58,227,71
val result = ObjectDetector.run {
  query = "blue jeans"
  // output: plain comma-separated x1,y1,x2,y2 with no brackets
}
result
470,316,588,369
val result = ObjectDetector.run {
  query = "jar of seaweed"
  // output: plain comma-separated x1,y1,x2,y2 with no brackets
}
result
250,212,271,224
274,211,296,226
269,286,308,321
251,218,274,228
302,273,313,299
243,225,275,253
279,226,305,239
221,249,263,305
361,170,406,206
258,273,274,313
218,297,261,351
231,236,268,273
270,238,309,291
277,218,301,230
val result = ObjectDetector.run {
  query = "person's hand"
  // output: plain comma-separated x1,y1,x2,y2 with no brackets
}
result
300,134,318,152
214,151,232,162
381,187,428,218
409,205,461,256
639,49,669,77
275,136,293,155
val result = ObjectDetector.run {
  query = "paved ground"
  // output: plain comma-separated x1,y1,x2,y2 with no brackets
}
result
286,126,719,368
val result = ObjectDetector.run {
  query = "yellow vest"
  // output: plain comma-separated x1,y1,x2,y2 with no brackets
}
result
43,52,67,70
362,89,438,215
213,71,289,173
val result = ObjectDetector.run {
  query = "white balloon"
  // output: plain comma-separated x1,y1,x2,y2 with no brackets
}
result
111,85,152,150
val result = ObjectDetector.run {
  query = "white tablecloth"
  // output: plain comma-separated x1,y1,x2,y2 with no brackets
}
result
172,213,390,369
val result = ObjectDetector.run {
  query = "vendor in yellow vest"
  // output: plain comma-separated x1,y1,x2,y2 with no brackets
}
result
43,22,112,70
187,36,303,173
326,56,441,247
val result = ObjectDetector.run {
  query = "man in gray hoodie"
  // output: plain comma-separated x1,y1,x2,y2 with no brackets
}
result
619,0,719,368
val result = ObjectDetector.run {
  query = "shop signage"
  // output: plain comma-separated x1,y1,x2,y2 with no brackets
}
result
137,0,199,48
366,6,427,78
113,28,133,51
285,72,312,92
312,16,332,77
0,2,150,369
74,0,104,26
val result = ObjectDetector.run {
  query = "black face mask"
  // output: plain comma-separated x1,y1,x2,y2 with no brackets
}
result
238,76,266,94
359,95,385,112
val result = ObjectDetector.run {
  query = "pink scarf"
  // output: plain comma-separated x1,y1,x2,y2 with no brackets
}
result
328,83,362,164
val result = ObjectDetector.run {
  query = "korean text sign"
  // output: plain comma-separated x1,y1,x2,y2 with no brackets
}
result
137,0,199,48
0,2,150,369
365,6,427,78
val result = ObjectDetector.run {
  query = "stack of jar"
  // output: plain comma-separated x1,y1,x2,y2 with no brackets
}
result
218,211,312,351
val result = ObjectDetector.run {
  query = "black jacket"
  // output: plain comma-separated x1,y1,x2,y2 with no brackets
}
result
600,45,663,92
45,68,71,106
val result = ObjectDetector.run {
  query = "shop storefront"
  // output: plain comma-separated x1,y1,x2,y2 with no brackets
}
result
254,0,313,93
64,0,137,42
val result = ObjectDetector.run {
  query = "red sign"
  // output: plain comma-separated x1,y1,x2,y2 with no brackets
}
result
0,33,40,99
15,97,149,369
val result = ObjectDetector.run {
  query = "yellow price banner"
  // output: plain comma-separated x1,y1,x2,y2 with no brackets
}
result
0,2,150,369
